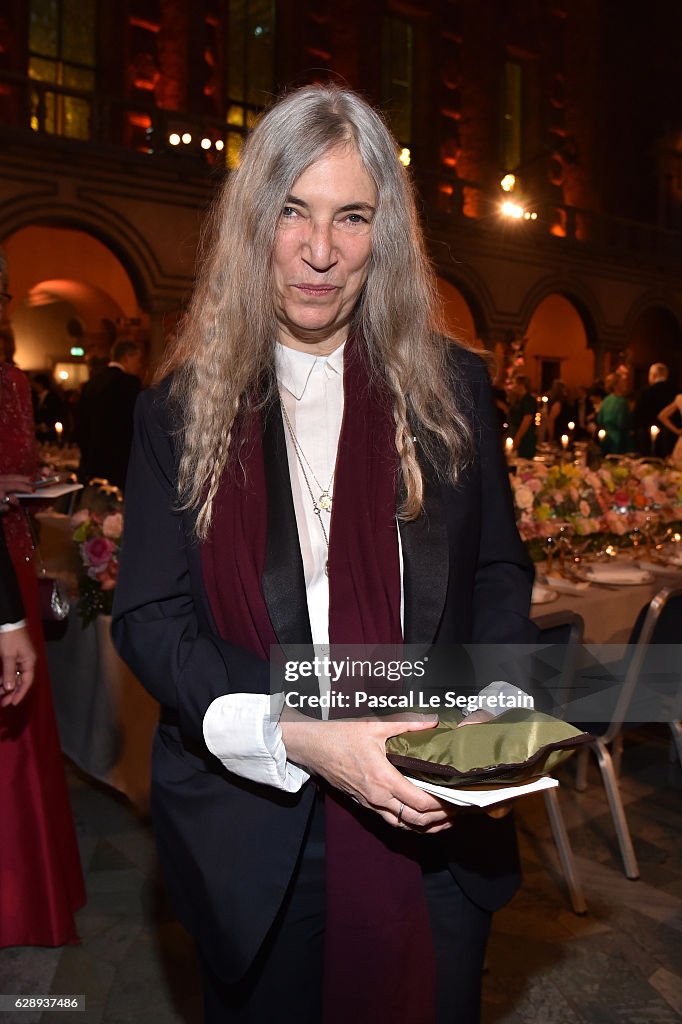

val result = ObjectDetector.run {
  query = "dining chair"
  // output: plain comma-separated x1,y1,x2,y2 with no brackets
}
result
574,585,682,880
533,609,587,914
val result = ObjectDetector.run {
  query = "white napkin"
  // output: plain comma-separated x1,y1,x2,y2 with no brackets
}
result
531,583,557,604
634,560,680,576
544,576,590,594
408,775,559,808
585,564,651,584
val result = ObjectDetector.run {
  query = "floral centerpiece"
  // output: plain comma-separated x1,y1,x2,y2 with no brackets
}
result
510,457,682,560
71,508,123,625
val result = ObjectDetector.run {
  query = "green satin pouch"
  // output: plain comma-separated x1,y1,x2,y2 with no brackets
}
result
386,709,591,787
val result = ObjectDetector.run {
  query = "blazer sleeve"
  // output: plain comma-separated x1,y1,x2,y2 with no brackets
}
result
111,387,271,745
0,526,24,625
466,353,536,644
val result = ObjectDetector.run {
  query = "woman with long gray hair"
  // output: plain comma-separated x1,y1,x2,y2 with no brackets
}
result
113,83,534,1024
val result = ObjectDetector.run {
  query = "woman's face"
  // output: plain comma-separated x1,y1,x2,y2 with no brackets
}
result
273,144,376,355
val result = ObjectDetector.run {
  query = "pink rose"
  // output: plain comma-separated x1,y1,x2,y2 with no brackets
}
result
82,536,116,571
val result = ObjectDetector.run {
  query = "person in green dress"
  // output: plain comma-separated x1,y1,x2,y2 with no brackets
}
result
597,373,633,454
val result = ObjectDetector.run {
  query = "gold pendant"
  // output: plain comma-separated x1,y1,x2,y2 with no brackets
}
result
319,492,332,512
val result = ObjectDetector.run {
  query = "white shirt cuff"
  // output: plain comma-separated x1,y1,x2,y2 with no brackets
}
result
464,680,533,717
202,692,310,793
0,619,27,633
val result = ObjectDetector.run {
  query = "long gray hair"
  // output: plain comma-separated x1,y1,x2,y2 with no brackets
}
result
158,84,473,538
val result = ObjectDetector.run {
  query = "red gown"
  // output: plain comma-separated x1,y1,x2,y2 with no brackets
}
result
0,363,86,946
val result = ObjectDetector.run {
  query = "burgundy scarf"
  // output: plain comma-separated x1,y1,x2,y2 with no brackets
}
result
202,340,436,1024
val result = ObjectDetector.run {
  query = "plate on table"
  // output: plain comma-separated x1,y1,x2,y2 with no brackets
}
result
531,583,559,605
583,564,654,586
15,483,83,500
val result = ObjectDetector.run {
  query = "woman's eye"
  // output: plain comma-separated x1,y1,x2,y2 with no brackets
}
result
281,206,298,218
344,213,367,225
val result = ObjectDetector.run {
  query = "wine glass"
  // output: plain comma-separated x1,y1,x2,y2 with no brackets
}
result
542,534,558,577
556,523,575,575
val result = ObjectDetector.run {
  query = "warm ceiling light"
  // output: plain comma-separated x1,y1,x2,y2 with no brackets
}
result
168,133,181,146
215,139,225,151
500,173,516,192
181,132,192,144
501,200,524,219
58,370,69,381
530,211,538,220
399,147,411,167
201,137,212,150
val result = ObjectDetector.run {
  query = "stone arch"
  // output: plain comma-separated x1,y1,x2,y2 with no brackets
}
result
0,200,165,308
523,293,595,394
3,220,145,369
436,276,485,348
434,266,493,344
518,275,602,349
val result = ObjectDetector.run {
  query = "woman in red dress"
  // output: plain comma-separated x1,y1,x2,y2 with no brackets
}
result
0,358,86,947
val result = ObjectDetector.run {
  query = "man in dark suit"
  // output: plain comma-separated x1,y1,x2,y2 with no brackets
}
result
0,503,36,705
77,339,144,490
634,362,678,456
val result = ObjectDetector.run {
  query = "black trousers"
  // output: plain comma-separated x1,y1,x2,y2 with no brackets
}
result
201,793,491,1024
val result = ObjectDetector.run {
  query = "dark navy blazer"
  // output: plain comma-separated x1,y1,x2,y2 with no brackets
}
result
112,345,535,984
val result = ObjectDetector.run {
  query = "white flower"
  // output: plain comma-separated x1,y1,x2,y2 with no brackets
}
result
515,485,534,510
102,512,123,539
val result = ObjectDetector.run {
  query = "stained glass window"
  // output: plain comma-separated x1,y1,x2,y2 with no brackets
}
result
382,17,413,147
225,0,275,168
28,0,96,140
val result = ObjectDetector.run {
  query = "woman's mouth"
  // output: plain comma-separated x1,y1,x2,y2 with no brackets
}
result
294,284,338,296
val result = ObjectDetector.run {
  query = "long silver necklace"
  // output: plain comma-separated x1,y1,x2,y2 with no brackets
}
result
280,399,335,514
280,398,333,569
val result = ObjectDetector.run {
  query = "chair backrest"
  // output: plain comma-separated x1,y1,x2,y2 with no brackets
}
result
605,586,682,742
534,610,585,647
532,610,585,718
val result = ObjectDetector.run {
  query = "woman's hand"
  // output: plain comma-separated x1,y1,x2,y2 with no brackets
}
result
280,710,456,833
0,474,34,511
0,626,36,706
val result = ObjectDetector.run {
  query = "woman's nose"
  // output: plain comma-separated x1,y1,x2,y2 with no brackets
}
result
302,221,337,271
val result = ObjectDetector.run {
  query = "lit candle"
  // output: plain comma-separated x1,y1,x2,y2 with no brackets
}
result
505,437,514,454
650,424,660,455
560,434,569,450
567,420,575,432
598,428,606,442
54,421,63,441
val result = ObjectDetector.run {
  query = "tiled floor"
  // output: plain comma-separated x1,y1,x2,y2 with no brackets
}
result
0,727,680,1024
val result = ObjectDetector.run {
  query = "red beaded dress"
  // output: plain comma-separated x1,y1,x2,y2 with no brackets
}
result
0,362,86,946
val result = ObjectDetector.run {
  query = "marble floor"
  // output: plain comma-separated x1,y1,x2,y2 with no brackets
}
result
0,726,680,1024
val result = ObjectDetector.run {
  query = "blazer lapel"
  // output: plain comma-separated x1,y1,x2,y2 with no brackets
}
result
261,398,314,648
399,459,449,644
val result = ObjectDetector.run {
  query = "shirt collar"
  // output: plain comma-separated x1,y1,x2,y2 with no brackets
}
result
275,341,345,400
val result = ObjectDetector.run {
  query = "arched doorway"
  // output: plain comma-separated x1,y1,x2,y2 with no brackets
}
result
436,277,483,349
524,294,594,394
627,306,682,391
3,226,144,371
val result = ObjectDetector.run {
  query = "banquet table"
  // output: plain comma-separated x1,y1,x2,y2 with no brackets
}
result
38,511,158,811
530,561,682,643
